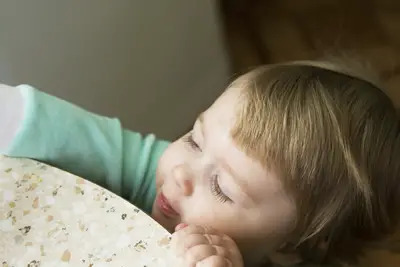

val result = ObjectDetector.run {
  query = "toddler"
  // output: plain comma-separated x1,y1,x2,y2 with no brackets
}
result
1,60,399,267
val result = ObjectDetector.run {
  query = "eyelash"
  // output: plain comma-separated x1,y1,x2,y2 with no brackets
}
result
210,175,232,204
183,132,201,151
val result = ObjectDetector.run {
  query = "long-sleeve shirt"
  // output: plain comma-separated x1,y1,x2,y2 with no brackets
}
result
0,84,169,214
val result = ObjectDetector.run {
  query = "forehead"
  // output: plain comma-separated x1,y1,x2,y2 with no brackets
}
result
208,86,243,117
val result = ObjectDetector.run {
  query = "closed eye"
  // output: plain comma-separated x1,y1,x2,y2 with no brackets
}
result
183,132,201,151
210,174,232,204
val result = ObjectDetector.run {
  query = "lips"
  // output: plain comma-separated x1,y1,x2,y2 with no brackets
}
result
156,193,179,218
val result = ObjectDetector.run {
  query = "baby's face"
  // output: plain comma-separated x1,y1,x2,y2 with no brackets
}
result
152,86,296,258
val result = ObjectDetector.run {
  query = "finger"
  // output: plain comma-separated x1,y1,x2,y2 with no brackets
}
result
221,236,244,265
196,255,232,267
172,225,205,250
185,244,217,264
185,234,225,249
175,234,208,257
176,225,219,235
176,234,227,258
221,234,236,246
175,223,188,231
172,225,219,244
220,234,242,255
213,245,230,258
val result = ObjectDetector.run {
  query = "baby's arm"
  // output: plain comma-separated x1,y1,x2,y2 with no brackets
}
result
0,84,169,213
0,84,25,151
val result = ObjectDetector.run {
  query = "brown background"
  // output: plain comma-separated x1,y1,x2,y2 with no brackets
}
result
219,0,400,107
219,0,400,266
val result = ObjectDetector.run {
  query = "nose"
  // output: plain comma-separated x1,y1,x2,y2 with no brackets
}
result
172,164,194,196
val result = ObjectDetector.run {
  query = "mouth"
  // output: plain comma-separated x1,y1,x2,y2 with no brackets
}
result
156,192,179,218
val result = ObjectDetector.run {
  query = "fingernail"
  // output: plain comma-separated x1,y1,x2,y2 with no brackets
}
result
175,223,188,231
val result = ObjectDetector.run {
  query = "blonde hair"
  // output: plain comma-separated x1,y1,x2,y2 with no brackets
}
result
231,60,400,264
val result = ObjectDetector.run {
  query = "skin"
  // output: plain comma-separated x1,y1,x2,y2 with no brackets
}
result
151,86,297,266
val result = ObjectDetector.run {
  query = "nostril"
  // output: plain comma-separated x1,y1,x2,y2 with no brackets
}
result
172,164,194,196
182,179,193,196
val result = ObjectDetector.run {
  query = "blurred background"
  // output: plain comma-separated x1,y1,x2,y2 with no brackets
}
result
1,0,400,266
2,0,400,140
0,1,230,140
220,0,400,106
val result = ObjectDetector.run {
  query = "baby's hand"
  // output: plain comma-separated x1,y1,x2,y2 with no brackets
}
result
172,224,244,267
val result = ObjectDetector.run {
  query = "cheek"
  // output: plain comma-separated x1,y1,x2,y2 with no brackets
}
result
239,205,296,243
182,192,235,227
156,140,185,187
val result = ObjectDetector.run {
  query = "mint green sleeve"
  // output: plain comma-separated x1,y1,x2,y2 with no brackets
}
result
4,85,169,214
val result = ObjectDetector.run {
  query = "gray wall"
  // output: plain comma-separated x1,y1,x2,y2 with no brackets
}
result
0,0,230,140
